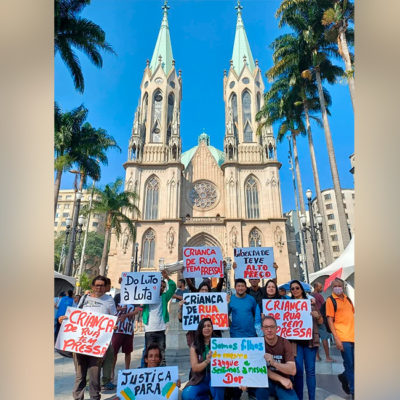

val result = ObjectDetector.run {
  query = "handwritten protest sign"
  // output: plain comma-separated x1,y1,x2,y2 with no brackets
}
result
262,299,312,340
115,304,135,335
183,246,224,278
234,247,276,280
182,292,228,331
210,337,268,387
55,306,117,357
120,272,161,305
117,366,179,400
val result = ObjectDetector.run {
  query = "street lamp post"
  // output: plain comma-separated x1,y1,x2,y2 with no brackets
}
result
301,189,323,272
64,191,85,276
130,242,139,272
225,257,232,295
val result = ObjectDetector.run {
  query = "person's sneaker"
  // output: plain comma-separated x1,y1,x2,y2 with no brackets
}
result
102,382,116,391
338,373,350,395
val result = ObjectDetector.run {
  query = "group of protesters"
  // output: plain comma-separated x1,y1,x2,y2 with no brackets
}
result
55,262,354,400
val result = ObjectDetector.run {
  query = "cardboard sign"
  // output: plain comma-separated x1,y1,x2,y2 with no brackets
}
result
234,247,276,280
55,306,117,357
262,299,313,340
210,337,268,387
182,292,228,331
115,304,135,335
183,246,224,278
117,366,179,400
120,272,162,305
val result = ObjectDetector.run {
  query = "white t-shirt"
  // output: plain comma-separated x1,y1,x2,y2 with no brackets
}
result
145,302,165,333
77,294,117,315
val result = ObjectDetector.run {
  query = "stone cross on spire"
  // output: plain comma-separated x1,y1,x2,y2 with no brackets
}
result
162,0,170,14
235,0,243,14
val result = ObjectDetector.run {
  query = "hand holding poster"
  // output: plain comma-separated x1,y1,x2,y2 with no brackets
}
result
55,306,117,357
262,299,312,340
120,272,162,305
117,366,179,400
233,247,275,280
183,246,224,278
182,292,228,331
210,337,268,387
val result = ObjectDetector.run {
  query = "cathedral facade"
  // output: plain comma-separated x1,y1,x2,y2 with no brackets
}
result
107,3,291,286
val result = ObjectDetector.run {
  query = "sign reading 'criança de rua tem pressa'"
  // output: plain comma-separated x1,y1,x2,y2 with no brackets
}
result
262,299,313,340
55,307,117,357
210,337,268,388
117,366,179,400
183,246,224,278
182,292,229,331
120,272,162,305
234,247,276,280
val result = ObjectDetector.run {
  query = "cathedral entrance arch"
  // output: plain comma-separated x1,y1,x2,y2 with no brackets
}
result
184,232,223,254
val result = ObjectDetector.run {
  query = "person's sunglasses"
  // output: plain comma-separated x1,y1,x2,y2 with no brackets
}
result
290,286,301,291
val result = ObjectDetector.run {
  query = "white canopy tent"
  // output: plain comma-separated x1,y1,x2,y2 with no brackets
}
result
309,237,355,303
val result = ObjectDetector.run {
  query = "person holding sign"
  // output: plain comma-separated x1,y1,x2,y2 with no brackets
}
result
289,280,322,400
180,280,223,347
326,278,355,399
182,318,225,400
142,269,176,366
58,275,117,400
228,279,260,338
258,316,298,400
143,343,181,388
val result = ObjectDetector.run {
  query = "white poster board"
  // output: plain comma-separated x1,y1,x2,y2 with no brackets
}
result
55,306,117,357
210,337,268,387
117,366,179,400
183,247,224,278
262,299,313,340
182,292,228,331
233,247,276,280
120,272,162,305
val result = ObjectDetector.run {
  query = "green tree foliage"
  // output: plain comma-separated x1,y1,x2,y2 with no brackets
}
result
54,231,105,274
55,0,115,92
54,103,120,216
88,178,140,275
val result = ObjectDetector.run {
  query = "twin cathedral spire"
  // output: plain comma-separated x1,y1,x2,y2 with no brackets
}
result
127,0,276,165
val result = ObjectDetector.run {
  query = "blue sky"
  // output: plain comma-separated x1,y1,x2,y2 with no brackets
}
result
55,0,354,213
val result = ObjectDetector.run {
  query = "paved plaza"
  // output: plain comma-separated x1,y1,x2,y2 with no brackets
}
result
55,331,352,400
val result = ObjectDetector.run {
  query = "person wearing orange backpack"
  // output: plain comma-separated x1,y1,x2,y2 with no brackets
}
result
326,278,355,399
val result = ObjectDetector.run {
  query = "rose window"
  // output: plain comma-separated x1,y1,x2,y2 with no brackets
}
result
190,181,217,209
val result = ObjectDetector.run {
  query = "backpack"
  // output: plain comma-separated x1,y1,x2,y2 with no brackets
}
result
320,295,353,333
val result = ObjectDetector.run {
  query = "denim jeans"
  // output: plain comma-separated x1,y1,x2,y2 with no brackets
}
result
294,345,317,400
182,373,225,400
341,342,354,395
250,382,298,400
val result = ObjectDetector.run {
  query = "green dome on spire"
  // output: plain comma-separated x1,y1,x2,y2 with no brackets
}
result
198,132,210,145
181,132,225,169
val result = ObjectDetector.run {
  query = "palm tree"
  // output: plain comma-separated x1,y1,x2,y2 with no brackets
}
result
55,0,115,92
267,33,334,263
321,0,354,110
54,103,120,217
54,102,87,216
88,178,140,275
257,78,308,215
70,122,121,193
276,0,351,248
